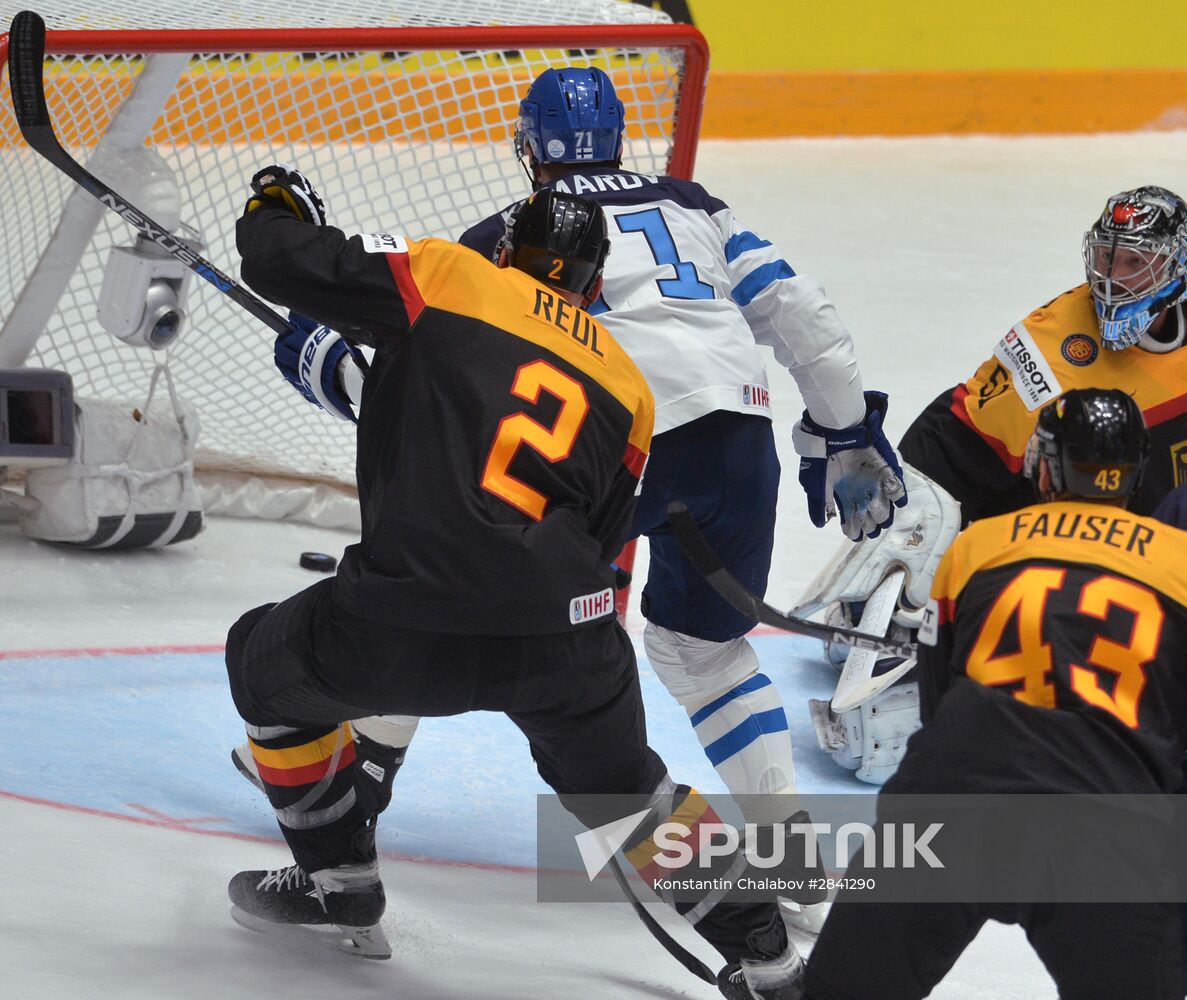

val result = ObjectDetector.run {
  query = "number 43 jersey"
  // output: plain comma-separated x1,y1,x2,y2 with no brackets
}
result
914,501,1187,793
237,208,653,636
460,170,867,433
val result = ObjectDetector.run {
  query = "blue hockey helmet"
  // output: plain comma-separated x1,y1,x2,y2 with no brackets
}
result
1082,185,1187,350
514,67,625,169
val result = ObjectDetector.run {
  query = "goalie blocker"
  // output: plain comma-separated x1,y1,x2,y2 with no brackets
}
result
794,464,961,784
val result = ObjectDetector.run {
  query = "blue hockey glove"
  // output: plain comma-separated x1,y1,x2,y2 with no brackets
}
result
245,163,326,225
274,312,356,422
792,391,908,541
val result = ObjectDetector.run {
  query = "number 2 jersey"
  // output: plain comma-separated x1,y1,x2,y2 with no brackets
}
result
459,169,867,433
908,501,1187,794
901,283,1187,523
237,207,653,635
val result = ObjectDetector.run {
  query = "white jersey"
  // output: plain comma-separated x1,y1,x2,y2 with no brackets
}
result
460,169,866,434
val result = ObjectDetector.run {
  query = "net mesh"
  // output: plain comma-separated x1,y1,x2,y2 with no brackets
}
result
0,1,692,488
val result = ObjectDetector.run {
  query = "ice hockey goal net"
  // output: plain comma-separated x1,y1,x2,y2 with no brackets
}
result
0,2,706,522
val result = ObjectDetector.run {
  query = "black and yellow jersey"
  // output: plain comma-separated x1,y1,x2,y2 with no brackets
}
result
910,501,1187,792
900,284,1187,523
237,208,653,635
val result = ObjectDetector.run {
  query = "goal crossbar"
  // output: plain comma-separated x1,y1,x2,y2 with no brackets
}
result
0,23,708,177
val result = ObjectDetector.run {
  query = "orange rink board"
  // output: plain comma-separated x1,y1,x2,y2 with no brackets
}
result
36,66,1187,142
705,69,1187,137
2,58,678,147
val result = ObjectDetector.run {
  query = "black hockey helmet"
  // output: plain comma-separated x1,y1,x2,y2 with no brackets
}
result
505,190,610,299
1024,388,1149,500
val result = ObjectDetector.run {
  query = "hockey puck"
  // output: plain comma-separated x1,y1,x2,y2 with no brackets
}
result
299,551,338,573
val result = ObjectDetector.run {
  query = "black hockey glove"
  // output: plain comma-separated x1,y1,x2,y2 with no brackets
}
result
244,163,326,225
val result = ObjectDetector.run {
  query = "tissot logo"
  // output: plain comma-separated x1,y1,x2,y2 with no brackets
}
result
993,324,1061,411
361,232,409,254
918,600,939,646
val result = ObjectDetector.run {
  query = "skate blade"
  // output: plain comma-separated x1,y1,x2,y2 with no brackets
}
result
230,905,392,960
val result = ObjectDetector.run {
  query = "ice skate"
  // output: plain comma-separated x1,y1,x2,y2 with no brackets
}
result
717,908,804,1000
228,862,390,959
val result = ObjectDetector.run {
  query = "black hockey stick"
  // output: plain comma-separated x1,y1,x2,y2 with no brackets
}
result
7,10,290,338
667,501,917,658
608,857,717,984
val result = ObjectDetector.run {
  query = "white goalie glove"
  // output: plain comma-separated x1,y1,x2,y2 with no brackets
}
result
795,462,962,621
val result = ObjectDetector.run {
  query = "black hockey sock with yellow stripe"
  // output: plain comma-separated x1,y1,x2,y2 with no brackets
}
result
245,721,376,873
622,783,784,966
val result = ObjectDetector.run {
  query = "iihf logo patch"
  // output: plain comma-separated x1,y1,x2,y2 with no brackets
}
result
740,383,770,409
569,588,614,625
1060,334,1098,367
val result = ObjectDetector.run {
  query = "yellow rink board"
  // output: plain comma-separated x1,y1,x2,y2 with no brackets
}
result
689,0,1187,135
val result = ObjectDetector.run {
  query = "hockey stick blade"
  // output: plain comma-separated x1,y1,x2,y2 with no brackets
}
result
608,858,717,984
6,11,290,337
666,501,916,659
7,12,51,131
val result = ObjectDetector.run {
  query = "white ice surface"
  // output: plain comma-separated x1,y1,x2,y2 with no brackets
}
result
7,131,1187,998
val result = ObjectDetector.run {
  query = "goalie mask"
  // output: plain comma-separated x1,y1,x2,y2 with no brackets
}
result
505,190,610,300
1023,388,1149,501
1082,185,1187,350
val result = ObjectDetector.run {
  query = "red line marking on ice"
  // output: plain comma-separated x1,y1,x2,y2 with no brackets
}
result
0,625,789,662
0,788,539,876
0,643,225,661
126,803,231,830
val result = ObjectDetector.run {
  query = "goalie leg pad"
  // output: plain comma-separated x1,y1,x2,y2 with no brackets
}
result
644,623,797,816
809,677,921,785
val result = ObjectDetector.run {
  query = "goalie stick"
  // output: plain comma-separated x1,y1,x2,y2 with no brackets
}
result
7,10,290,339
666,501,917,659
830,569,916,713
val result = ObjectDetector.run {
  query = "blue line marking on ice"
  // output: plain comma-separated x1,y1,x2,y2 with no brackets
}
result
0,633,869,869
